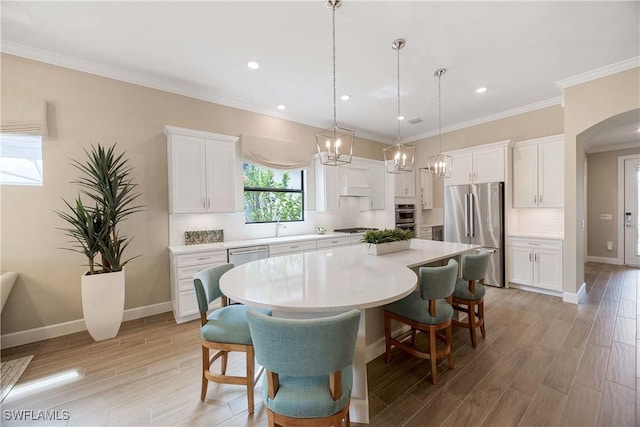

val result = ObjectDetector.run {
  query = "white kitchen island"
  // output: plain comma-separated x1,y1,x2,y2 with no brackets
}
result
220,238,480,423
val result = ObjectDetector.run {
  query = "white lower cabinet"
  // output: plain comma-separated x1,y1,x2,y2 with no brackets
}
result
170,248,227,323
316,236,351,249
507,237,563,293
269,240,317,257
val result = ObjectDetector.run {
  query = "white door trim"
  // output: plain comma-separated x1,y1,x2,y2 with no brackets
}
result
618,154,640,265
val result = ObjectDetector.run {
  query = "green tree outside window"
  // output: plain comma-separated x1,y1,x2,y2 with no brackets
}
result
243,163,304,223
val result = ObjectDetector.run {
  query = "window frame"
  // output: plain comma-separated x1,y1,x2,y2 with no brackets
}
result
242,162,305,224
0,134,44,187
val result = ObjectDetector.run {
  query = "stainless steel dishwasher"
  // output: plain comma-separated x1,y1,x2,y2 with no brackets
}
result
227,245,269,266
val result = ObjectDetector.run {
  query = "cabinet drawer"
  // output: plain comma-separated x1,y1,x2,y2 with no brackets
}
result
317,237,351,249
176,250,227,267
178,289,199,317
508,238,562,251
177,262,226,281
350,234,365,245
269,240,317,256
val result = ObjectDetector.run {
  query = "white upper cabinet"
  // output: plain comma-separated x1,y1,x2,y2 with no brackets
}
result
368,164,385,210
512,134,564,208
315,158,340,212
394,169,416,197
165,126,238,214
420,169,433,210
444,141,509,186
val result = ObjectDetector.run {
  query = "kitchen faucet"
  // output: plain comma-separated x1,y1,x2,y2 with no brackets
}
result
276,221,286,237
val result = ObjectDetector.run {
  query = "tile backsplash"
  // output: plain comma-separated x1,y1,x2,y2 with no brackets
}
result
512,208,564,235
169,198,393,246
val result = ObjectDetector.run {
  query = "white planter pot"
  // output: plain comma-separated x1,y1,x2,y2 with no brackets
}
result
366,240,411,256
81,269,125,341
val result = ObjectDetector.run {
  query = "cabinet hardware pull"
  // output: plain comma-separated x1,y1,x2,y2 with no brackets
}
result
539,194,542,203
207,198,211,208
203,198,206,208
534,253,538,262
529,253,532,262
197,257,208,261
331,241,338,243
291,245,298,249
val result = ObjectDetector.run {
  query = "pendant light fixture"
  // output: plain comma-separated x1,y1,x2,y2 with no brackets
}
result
428,68,453,178
383,39,415,174
315,0,354,166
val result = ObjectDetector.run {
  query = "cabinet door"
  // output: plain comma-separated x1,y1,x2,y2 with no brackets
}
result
445,152,472,186
368,164,385,209
534,249,563,290
507,245,533,285
395,170,416,197
473,147,505,183
538,140,564,208
512,144,538,208
205,139,235,213
169,135,207,213
315,160,340,211
420,169,433,209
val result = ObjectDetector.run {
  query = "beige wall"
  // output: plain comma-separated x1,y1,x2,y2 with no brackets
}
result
0,54,387,335
564,67,640,293
587,148,640,259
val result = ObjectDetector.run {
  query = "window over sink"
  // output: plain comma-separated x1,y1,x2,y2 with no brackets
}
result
243,162,304,223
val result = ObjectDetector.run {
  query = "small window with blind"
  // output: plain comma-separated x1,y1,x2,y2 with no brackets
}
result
243,162,304,223
0,134,43,186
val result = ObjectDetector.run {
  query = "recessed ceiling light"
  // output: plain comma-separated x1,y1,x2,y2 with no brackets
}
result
476,87,487,94
341,94,351,101
398,115,405,121
277,104,286,110
247,60,260,70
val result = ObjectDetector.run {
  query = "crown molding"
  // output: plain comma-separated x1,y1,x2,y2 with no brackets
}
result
584,140,640,154
406,96,564,143
1,41,389,144
556,56,640,89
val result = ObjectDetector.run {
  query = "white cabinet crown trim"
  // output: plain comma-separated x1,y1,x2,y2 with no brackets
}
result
164,125,239,144
443,139,511,156
512,133,564,148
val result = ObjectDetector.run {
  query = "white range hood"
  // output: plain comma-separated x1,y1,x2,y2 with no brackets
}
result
340,167,372,197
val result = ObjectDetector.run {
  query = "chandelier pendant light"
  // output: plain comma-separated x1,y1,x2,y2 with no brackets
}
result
315,0,354,166
384,38,415,174
428,68,453,178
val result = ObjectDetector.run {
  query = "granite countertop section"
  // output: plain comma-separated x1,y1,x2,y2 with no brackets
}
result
169,232,360,254
507,232,564,241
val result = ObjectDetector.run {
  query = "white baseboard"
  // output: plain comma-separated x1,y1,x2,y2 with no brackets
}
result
563,282,587,305
586,256,622,265
507,283,563,299
1,301,172,349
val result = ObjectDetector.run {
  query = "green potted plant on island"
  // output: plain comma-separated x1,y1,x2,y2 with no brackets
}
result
362,228,414,255
55,144,142,341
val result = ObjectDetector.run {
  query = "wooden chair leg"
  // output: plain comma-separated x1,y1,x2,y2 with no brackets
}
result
246,347,255,414
479,301,486,338
384,311,392,362
201,346,209,401
267,410,276,427
221,350,228,375
468,302,477,348
446,324,454,370
429,327,438,384
345,408,351,427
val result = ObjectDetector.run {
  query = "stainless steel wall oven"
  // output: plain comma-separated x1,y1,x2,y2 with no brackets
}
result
395,204,415,233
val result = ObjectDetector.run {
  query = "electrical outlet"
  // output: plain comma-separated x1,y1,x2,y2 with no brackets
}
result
606,241,613,251
600,214,612,220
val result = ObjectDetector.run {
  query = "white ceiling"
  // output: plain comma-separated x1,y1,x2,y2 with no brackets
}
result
2,1,639,146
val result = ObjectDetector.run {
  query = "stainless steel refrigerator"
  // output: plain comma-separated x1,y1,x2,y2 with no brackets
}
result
444,182,504,287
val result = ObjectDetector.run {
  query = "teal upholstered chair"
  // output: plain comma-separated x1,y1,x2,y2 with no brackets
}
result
246,309,361,427
384,259,458,384
193,264,271,413
451,249,491,348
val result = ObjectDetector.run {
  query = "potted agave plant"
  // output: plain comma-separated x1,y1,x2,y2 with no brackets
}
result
55,144,142,341
362,228,414,255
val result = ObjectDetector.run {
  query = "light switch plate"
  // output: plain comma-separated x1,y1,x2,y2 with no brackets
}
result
600,214,612,220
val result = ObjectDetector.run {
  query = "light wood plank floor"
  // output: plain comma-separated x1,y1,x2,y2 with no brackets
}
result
1,263,637,426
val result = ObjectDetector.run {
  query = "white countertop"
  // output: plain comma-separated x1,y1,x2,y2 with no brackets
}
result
219,238,481,312
168,232,361,254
